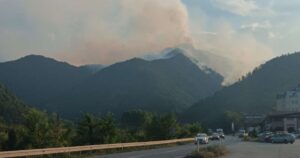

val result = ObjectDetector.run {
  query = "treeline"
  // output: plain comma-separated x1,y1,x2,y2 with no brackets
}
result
0,109,203,151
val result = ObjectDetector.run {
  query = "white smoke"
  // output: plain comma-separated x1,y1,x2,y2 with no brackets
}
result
0,0,274,84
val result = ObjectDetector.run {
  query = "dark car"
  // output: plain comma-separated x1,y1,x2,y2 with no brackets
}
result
258,132,273,142
210,133,220,140
218,132,225,139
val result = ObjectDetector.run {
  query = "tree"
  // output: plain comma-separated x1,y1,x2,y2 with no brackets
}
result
76,113,118,145
96,113,118,144
0,119,8,150
6,125,27,150
47,114,72,147
145,113,178,140
121,110,152,130
121,110,153,141
224,111,245,131
76,113,99,145
23,109,70,148
23,109,51,148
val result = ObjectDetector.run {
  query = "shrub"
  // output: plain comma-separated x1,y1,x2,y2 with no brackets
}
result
185,145,228,158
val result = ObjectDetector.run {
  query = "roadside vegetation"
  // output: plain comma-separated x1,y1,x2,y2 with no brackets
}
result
185,145,229,158
0,109,203,151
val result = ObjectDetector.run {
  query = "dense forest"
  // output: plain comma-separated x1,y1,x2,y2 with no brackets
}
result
0,84,203,151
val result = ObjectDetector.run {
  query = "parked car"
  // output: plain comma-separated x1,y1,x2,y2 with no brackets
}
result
194,133,209,144
210,133,221,140
292,132,300,138
219,132,225,139
216,128,225,139
238,129,248,138
216,128,223,133
258,132,273,142
270,133,295,144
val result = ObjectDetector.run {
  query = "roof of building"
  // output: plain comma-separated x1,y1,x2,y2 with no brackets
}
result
267,111,300,118
244,115,265,125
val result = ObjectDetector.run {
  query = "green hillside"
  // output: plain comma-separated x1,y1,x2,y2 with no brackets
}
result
0,55,91,106
0,84,30,123
183,52,300,128
44,49,223,119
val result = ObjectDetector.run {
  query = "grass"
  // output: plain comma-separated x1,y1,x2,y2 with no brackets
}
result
242,136,259,142
185,145,229,158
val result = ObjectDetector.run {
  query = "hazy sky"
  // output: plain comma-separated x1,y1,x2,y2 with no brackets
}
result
0,0,299,81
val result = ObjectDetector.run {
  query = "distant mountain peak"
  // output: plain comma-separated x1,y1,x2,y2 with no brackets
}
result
0,54,93,105
79,64,104,74
10,54,78,69
164,49,195,64
117,57,148,66
164,48,219,74
141,48,187,61
165,48,185,57
20,54,51,61
15,54,61,65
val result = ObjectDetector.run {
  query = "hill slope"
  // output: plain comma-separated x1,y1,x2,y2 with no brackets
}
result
44,48,223,118
183,52,300,127
0,55,91,106
79,64,105,74
0,84,30,123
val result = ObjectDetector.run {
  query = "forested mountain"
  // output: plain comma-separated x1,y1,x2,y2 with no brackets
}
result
0,83,75,150
79,64,105,74
0,84,203,151
0,55,91,105
0,84,30,123
44,48,223,119
183,52,300,128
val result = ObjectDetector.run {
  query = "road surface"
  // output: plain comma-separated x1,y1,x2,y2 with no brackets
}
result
222,139,300,158
92,136,239,158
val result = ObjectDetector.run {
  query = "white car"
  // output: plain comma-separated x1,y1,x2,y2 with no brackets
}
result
194,133,209,144
238,129,248,138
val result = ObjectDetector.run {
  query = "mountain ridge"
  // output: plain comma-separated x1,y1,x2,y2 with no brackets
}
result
42,48,224,119
182,52,300,128
0,54,92,105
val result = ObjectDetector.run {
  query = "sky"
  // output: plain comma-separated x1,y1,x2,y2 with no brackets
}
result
0,0,299,83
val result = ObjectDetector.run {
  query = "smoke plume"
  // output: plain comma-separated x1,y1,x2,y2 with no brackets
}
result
0,0,273,84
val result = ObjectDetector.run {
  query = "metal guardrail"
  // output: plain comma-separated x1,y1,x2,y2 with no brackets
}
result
0,138,193,158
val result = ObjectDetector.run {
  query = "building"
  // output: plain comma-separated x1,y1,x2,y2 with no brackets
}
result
264,112,300,132
244,115,265,132
276,85,300,112
263,85,300,132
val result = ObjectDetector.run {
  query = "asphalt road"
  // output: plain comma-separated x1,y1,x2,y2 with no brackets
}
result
222,139,300,158
92,136,239,158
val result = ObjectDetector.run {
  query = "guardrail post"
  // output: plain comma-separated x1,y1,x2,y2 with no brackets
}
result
197,140,200,152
